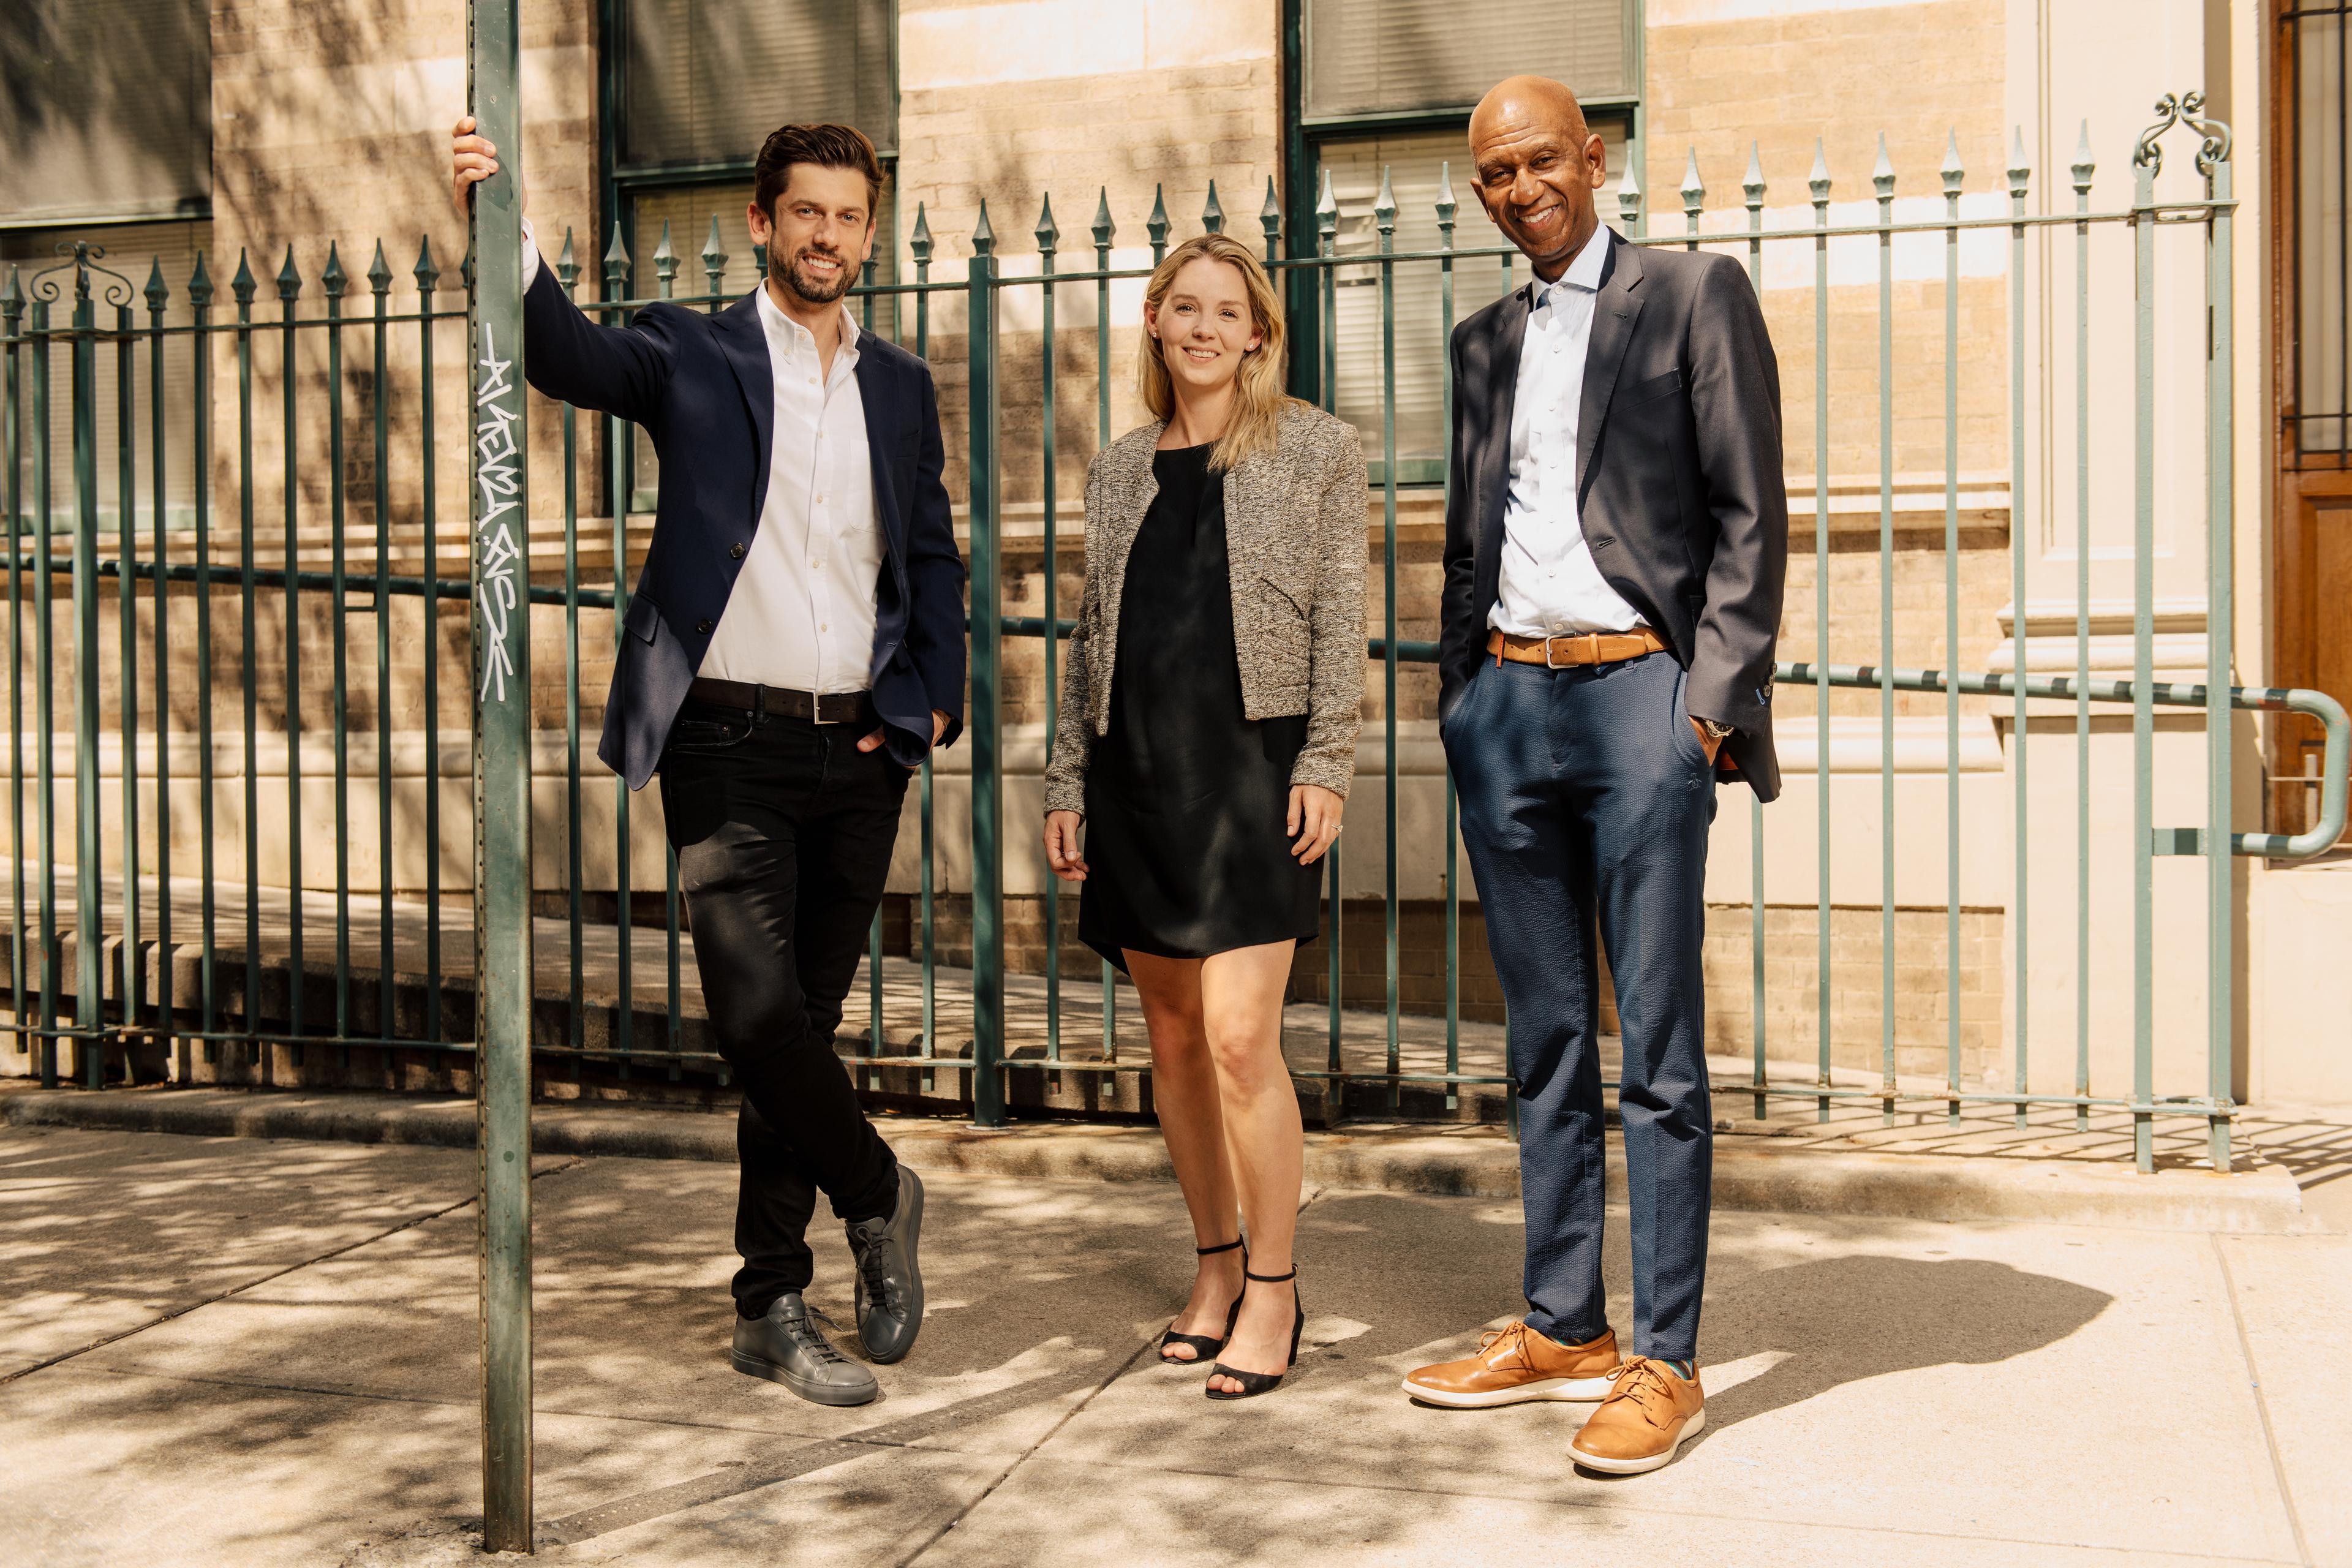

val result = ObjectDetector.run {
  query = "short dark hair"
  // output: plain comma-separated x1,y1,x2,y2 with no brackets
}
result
753,123,884,225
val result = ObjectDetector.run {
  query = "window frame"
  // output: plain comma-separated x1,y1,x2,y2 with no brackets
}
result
597,0,902,300
0,0,213,229
1279,0,1645,483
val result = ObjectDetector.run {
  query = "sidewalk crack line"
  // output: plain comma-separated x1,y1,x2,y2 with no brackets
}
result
2209,1234,2312,1567
897,1333,1161,1566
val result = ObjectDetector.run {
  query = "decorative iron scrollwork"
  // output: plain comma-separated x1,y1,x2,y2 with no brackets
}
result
27,241,136,310
2133,90,2233,179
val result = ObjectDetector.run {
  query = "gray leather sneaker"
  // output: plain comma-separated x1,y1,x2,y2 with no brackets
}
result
729,1293,878,1406
846,1166,925,1364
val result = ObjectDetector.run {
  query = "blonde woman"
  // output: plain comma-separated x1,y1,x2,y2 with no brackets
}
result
1042,234,1365,1401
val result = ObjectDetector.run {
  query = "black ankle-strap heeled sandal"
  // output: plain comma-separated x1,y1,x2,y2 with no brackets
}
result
1158,1237,1246,1364
1204,1265,1303,1401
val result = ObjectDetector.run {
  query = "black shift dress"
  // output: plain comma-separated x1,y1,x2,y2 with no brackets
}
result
1079,443,1323,970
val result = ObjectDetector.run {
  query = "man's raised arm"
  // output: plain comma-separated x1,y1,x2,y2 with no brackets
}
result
451,115,675,426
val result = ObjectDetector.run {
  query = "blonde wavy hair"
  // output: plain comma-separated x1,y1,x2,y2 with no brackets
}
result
1138,233,1300,473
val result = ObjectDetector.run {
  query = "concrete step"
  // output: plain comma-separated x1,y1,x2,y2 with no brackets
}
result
0,1082,2309,1234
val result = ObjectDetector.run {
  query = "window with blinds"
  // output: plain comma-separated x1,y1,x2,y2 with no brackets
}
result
623,0,897,166
2294,3,2349,461
1302,0,1633,120
1321,124,1626,477
1,221,211,530
615,0,903,507
0,0,210,224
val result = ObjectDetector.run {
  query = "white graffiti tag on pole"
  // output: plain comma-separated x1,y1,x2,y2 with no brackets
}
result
475,323,523,704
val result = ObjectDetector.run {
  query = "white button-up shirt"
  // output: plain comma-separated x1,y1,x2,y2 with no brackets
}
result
1488,228,1648,638
523,225,883,695
698,284,881,693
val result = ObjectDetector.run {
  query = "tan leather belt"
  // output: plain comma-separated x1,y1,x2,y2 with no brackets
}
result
686,677,872,726
1487,627,1669,668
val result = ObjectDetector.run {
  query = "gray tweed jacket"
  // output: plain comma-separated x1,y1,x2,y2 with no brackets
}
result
1043,403,1367,816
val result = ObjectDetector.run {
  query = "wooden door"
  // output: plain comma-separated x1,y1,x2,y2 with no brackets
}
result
2276,481,2352,837
2272,2,2352,843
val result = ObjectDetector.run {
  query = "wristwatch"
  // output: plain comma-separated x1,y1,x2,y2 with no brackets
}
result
1697,718,1736,744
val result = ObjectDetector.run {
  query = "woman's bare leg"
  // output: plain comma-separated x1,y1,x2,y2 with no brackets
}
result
1196,940,1304,1394
1125,949,1244,1360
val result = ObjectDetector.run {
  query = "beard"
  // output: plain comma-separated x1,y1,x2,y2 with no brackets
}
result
775,246,853,305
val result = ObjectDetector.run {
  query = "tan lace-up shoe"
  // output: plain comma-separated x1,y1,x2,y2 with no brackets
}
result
1401,1322,1621,1408
1570,1356,1706,1474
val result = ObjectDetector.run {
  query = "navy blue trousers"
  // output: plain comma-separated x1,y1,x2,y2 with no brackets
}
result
1443,649,1715,1362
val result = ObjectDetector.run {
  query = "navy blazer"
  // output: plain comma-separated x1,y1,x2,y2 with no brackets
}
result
520,266,967,790
1439,233,1787,801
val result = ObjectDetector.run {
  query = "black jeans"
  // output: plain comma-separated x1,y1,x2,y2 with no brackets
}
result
659,699,910,1317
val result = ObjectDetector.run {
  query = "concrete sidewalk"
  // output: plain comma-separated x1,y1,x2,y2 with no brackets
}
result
4,1121,2345,1566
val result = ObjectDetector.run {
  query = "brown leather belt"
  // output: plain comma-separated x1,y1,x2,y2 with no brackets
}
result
686,677,872,726
1487,627,1669,668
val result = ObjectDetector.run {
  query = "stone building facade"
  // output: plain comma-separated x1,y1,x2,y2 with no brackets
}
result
9,1,2338,1106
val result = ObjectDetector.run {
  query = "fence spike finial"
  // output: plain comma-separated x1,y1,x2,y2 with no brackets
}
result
1942,128,1967,198
652,218,676,276
701,216,728,292
1872,132,1896,200
910,201,933,267
1259,175,1281,254
1436,160,1457,224
412,236,440,296
276,243,303,301
187,251,213,307
144,255,170,314
1743,142,1766,208
1035,192,1060,254
1314,167,1336,219
321,241,347,298
1680,146,1705,217
366,239,393,296
1,265,21,327
1374,165,1396,232
556,227,581,292
1314,168,1336,254
2071,119,2097,192
1146,184,1170,258
972,198,996,257
1809,136,1832,203
1090,187,1114,251
1201,178,1224,235
2006,124,2032,195
1616,157,1643,228
232,248,258,304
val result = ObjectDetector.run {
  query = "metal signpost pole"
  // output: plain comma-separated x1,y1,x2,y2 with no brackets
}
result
467,0,535,1549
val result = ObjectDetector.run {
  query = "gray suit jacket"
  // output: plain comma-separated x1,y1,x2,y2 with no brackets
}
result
1439,230,1788,801
1044,404,1367,815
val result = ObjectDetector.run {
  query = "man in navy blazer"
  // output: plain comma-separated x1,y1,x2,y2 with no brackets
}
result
454,119,962,1408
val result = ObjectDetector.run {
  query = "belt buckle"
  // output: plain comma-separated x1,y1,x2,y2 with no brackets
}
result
1543,635,1564,670
807,688,844,725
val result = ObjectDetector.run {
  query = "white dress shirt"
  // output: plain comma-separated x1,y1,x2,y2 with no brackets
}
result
1488,228,1648,638
522,223,883,695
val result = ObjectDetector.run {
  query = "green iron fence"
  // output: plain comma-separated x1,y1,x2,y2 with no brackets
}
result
3,92,2342,1176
